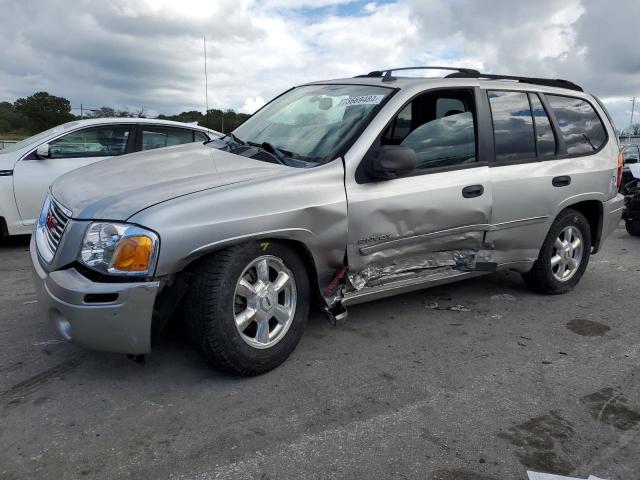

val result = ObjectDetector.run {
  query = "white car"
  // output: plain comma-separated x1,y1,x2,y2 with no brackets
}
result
0,118,221,238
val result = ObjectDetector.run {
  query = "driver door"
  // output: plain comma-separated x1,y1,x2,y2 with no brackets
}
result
13,124,134,226
345,88,493,290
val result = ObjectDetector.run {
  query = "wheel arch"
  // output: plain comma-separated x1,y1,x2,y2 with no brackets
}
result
179,233,330,302
561,200,604,253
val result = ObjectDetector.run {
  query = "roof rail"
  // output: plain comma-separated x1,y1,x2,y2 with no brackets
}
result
355,66,481,82
354,66,583,92
445,71,583,92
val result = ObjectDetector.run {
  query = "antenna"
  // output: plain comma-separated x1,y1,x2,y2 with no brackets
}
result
203,35,210,129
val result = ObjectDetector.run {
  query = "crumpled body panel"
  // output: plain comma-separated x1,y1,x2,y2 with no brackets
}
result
347,248,489,291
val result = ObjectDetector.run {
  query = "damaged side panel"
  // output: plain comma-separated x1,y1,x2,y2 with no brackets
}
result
343,165,494,291
348,249,483,290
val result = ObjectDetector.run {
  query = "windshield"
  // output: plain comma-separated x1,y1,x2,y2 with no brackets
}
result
215,84,392,165
0,121,81,154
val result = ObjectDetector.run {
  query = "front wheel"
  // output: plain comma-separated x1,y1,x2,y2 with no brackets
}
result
185,242,310,375
522,209,591,295
625,218,640,236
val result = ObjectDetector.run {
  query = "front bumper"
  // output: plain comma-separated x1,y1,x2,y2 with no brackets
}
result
597,193,625,251
30,237,159,355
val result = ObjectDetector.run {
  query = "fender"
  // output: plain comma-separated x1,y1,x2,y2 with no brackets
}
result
129,160,349,295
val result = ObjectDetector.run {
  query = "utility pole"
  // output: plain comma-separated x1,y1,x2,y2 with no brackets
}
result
80,103,83,119
629,97,636,139
203,35,210,128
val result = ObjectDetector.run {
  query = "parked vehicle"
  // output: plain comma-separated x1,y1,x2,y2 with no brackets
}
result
622,163,640,236
31,67,625,375
620,143,640,194
0,118,221,238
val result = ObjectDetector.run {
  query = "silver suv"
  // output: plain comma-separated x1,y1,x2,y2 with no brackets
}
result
31,67,625,375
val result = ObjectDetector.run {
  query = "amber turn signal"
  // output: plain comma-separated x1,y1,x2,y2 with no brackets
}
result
112,236,154,271
617,151,624,188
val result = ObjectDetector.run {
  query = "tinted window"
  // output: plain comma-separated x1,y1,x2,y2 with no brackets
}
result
546,95,607,154
488,91,536,161
142,127,194,151
529,94,556,158
194,131,209,142
623,145,639,164
436,97,466,118
48,125,131,159
401,112,476,169
390,104,411,141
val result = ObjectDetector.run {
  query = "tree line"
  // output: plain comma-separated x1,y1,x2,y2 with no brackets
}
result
0,92,250,139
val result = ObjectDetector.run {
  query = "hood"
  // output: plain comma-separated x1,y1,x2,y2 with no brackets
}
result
51,142,286,220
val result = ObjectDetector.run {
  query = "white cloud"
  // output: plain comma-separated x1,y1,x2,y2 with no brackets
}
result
240,96,267,114
0,0,638,129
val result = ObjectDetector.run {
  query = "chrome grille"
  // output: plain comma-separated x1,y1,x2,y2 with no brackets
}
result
36,196,71,262
44,199,70,251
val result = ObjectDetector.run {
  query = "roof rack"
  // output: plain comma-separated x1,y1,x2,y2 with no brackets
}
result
445,71,583,92
355,66,583,92
355,66,480,82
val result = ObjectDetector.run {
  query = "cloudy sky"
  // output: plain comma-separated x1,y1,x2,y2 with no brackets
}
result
1,0,638,130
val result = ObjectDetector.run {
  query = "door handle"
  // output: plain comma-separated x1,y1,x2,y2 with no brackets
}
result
462,184,484,198
552,175,571,187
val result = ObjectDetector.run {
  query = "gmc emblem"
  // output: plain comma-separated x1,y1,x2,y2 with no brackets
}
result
45,212,58,231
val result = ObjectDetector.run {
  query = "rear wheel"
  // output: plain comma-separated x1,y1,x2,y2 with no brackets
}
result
185,242,310,375
625,219,640,236
522,209,591,294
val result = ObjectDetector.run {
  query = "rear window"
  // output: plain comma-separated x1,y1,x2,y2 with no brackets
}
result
488,90,536,162
546,95,607,155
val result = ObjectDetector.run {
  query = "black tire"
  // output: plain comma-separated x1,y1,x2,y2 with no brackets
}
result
184,241,309,376
625,219,640,236
522,209,591,295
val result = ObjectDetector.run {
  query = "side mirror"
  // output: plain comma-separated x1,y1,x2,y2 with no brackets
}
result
36,144,51,159
365,145,416,180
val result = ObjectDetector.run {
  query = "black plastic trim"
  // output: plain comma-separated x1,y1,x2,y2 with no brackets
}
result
72,262,155,284
0,170,12,176
446,71,583,92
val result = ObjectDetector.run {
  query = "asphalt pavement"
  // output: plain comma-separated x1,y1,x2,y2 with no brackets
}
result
1,225,639,480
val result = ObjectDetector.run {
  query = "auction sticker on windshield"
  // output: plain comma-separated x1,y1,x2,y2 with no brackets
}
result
338,95,385,107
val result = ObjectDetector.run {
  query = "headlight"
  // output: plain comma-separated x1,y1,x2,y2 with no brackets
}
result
79,223,159,276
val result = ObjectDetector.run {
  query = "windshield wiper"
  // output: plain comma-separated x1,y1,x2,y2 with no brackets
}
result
246,141,289,165
227,133,246,146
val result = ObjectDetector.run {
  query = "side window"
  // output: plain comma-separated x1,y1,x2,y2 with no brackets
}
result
546,94,607,155
383,90,477,171
194,131,209,142
623,145,640,164
48,125,131,159
142,126,194,151
389,104,411,142
436,97,466,118
529,94,557,158
488,91,536,162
